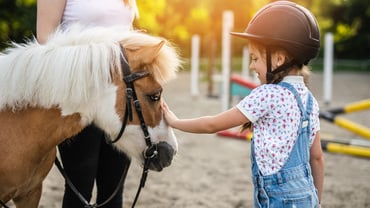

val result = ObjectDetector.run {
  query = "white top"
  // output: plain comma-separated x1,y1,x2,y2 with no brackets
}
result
61,0,135,31
236,76,320,176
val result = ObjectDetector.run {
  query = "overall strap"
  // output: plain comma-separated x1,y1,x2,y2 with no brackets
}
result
278,82,313,166
278,82,312,120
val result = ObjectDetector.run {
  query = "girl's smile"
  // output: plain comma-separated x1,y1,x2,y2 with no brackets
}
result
249,45,267,84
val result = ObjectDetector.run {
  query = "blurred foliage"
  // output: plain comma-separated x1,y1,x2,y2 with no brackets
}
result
317,0,370,59
0,0,36,49
134,0,269,58
1,0,369,62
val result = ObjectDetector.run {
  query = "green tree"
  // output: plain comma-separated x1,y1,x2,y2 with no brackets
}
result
320,0,370,59
0,0,36,50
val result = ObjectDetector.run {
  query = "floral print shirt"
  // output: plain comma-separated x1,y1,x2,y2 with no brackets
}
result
236,76,320,176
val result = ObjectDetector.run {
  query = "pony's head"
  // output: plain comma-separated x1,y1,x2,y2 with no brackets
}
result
0,26,181,171
110,31,181,171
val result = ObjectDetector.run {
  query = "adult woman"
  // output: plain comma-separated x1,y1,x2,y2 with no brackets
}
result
37,0,137,207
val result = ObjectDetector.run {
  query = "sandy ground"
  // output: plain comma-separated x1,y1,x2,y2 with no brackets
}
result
7,71,370,208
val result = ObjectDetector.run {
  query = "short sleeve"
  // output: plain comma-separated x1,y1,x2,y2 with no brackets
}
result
236,85,280,123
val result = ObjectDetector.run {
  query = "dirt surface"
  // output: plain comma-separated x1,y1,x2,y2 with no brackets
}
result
7,71,370,208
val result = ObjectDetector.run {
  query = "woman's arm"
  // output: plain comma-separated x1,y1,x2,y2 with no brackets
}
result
310,131,325,205
36,0,66,44
161,101,249,134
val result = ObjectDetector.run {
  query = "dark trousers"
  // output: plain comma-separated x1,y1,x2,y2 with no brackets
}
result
58,124,131,208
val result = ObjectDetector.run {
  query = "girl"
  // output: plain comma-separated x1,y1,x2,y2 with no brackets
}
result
37,0,138,207
162,1,324,207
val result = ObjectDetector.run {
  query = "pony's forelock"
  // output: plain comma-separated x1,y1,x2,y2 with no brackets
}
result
119,32,181,85
149,40,180,85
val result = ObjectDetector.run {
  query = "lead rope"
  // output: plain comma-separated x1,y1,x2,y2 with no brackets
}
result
54,157,129,208
131,145,158,208
1,158,128,208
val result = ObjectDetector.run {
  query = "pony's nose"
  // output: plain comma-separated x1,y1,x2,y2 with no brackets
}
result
148,141,175,171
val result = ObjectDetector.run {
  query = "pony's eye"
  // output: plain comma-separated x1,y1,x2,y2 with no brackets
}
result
148,92,161,102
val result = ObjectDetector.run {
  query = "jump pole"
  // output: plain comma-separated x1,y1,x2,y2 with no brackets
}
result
190,34,200,97
320,99,370,139
321,139,370,158
221,10,234,111
323,33,334,106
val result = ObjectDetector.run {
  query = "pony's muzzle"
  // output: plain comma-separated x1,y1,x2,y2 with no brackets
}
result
147,141,175,171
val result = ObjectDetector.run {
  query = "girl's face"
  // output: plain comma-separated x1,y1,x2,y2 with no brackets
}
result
249,44,267,84
248,43,286,84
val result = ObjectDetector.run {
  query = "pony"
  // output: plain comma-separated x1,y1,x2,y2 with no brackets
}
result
0,26,181,207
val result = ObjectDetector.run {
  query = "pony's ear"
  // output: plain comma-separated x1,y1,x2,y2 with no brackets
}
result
125,41,165,67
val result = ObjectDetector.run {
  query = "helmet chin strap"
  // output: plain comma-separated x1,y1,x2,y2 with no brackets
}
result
265,47,299,84
266,47,274,83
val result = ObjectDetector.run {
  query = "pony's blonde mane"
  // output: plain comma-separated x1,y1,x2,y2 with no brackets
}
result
0,26,179,111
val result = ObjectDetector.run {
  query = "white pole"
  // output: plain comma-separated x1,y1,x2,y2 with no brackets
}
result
190,34,200,97
241,46,250,78
323,33,334,106
221,11,234,111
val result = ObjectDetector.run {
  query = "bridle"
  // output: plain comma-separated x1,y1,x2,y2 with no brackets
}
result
53,46,159,208
112,46,160,207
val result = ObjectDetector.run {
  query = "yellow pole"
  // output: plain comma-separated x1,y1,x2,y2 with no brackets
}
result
335,117,370,139
326,143,370,158
344,99,370,113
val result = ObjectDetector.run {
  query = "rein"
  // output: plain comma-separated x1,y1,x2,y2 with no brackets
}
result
54,46,158,208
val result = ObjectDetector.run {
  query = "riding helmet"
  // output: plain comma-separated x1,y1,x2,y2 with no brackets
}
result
231,1,320,65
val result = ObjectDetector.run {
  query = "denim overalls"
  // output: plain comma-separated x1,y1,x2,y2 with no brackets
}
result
251,82,319,208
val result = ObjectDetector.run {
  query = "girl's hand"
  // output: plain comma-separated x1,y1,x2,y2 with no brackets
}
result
161,100,178,126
